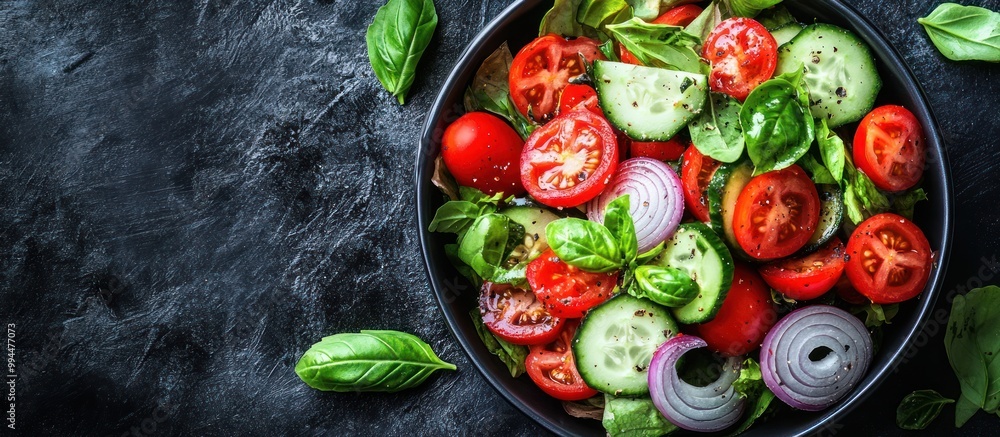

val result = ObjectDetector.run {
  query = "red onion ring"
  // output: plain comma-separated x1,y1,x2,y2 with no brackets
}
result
648,335,746,432
760,305,873,411
587,158,684,253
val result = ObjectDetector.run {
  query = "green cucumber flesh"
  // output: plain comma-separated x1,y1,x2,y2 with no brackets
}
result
653,222,734,324
593,60,708,141
801,184,843,253
574,294,679,396
771,22,803,47
499,205,561,262
776,24,882,128
710,160,754,261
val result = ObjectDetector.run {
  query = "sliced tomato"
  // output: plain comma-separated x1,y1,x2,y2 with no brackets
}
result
479,282,564,345
520,110,619,208
441,112,525,196
630,137,687,162
526,249,618,318
694,264,778,357
558,84,601,116
854,105,926,192
525,320,598,401
618,43,642,65
733,165,821,260
759,238,846,300
703,18,777,101
509,35,604,123
651,4,703,26
834,274,868,305
845,213,932,304
681,145,722,222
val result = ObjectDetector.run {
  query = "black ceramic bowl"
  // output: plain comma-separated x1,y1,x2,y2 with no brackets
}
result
416,1,953,435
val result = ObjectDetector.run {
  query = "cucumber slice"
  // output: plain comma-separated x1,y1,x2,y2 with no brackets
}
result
652,222,734,324
801,184,843,253
707,160,754,261
574,294,679,396
499,205,561,262
771,22,803,47
593,60,708,141
775,24,882,128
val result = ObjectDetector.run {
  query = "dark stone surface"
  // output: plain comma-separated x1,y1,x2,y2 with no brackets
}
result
0,0,997,435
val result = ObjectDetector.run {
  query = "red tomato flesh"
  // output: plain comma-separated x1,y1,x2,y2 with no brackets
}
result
845,213,932,304
854,105,926,192
681,145,722,223
509,35,604,123
733,165,820,260
479,282,564,345
703,18,778,102
759,238,846,300
694,264,778,357
558,84,602,116
526,249,618,318
525,320,598,401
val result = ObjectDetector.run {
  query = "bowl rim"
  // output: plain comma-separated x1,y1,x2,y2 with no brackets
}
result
415,0,954,435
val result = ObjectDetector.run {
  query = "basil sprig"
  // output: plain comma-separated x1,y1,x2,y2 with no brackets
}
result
295,330,455,392
545,195,643,274
631,265,698,307
945,286,1000,427
896,390,955,430
365,0,438,104
918,3,1000,63
740,67,815,175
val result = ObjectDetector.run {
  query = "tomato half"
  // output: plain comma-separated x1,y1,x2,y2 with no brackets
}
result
525,320,598,401
441,112,525,196
558,84,601,116
630,138,687,162
845,213,932,304
834,274,868,305
479,282,565,345
520,110,619,208
703,18,777,101
694,264,778,357
759,238,846,300
733,165,821,260
681,145,722,222
651,4,703,26
854,105,926,192
526,249,618,318
509,35,604,123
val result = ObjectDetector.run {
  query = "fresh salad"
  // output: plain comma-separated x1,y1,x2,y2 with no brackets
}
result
428,0,934,434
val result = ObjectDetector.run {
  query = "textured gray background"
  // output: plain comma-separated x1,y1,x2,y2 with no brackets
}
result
0,0,998,435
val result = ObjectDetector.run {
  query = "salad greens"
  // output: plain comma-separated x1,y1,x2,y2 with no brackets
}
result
547,218,623,273
606,18,704,72
470,309,529,377
578,0,634,31
918,3,1000,63
295,330,455,392
463,43,536,140
689,92,745,163
740,68,815,175
603,395,680,437
541,0,599,37
604,195,640,265
630,265,699,307
726,0,780,18
815,118,846,184
727,358,776,436
896,390,954,430
365,0,438,104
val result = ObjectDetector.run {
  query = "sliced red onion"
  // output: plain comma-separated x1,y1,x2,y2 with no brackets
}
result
760,305,873,411
648,335,745,432
587,158,684,253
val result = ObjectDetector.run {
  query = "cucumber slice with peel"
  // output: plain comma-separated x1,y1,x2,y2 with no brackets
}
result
653,222,735,324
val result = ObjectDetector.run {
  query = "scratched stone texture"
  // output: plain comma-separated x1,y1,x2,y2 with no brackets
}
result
0,0,997,436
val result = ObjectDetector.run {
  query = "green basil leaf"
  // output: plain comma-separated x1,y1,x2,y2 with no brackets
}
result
684,1,723,42
599,39,622,61
842,160,891,225
896,390,954,430
578,0,633,30
490,263,528,287
462,42,536,140
945,286,1000,426
816,118,846,183
295,330,455,392
428,201,486,234
630,265,699,307
606,17,703,73
365,0,438,104
635,241,665,265
918,3,1000,63
540,0,599,38
740,77,815,175
755,5,797,30
727,0,781,18
892,188,928,220
546,218,622,272
603,395,679,437
470,308,528,377
726,358,777,436
798,152,837,185
689,92,745,163
445,243,480,285
604,195,639,265
851,303,899,328
459,186,504,208
458,214,512,280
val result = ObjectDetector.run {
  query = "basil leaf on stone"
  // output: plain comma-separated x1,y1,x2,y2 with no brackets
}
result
896,390,954,430
463,42,536,139
578,0,633,31
816,118,846,183
546,218,623,272
727,0,781,18
365,0,438,104
918,3,1000,63
470,309,528,377
892,188,928,220
428,201,485,234
630,265,699,307
945,286,1000,427
458,214,513,280
295,330,455,392
604,195,639,265
740,76,815,175
540,0,598,38
607,17,703,73
689,92,745,163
